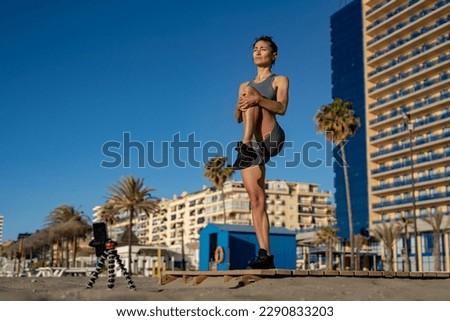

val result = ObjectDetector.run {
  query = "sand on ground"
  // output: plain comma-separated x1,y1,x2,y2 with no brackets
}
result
1,275,449,301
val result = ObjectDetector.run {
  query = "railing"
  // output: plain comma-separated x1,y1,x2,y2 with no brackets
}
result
370,112,450,144
373,171,450,191
369,74,450,110
372,211,449,224
372,130,450,158
373,191,450,209
369,54,450,94
367,15,450,62
367,0,449,42
369,94,450,126
371,150,450,175
366,0,393,17
367,0,421,30
368,35,450,79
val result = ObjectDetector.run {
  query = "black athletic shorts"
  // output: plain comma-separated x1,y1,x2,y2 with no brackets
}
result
251,121,285,166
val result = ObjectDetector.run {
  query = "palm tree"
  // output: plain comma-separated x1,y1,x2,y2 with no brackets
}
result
399,217,413,272
354,234,367,271
203,156,235,224
93,201,117,237
371,221,403,272
315,98,360,270
423,210,449,271
314,227,340,270
23,229,52,269
63,216,91,266
46,205,91,267
105,176,160,273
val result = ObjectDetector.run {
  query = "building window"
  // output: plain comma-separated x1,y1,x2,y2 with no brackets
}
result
429,168,436,177
419,189,426,198
429,187,435,197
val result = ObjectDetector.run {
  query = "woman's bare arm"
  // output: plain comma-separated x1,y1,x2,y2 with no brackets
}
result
238,76,289,115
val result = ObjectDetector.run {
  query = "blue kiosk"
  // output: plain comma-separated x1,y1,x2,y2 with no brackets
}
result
199,224,296,271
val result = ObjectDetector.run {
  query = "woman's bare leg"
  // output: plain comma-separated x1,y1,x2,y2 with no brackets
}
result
242,106,261,143
241,165,270,253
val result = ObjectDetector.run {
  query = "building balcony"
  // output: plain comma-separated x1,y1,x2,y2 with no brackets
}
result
367,0,450,46
227,218,252,225
371,150,450,177
372,171,450,194
371,211,449,226
370,113,450,149
371,129,450,160
372,190,450,210
368,55,450,97
298,215,313,224
368,75,450,113
314,208,329,215
313,200,333,207
366,0,423,30
298,197,313,205
367,18,450,67
368,36,450,82
366,0,404,21
369,94,450,130
298,189,332,197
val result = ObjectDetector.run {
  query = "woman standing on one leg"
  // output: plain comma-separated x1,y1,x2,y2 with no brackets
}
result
233,36,289,269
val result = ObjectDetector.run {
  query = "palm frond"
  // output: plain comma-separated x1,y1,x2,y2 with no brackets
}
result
315,98,360,143
204,156,234,188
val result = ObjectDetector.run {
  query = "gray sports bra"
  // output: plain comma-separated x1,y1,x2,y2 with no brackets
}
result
248,74,277,100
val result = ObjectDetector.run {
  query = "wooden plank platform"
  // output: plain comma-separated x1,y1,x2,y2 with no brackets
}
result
160,269,450,286
160,269,291,286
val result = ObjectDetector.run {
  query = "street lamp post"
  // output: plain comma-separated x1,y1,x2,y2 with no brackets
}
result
402,112,420,272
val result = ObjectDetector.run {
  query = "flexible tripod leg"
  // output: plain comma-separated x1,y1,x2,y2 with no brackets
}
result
86,250,108,289
113,249,136,291
107,249,116,289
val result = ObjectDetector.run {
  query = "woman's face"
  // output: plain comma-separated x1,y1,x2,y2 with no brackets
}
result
253,40,276,66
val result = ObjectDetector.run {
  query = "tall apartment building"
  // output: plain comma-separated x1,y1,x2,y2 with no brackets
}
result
361,0,450,271
0,215,4,243
106,180,335,268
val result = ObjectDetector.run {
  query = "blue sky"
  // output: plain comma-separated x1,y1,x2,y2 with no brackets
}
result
1,0,345,241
